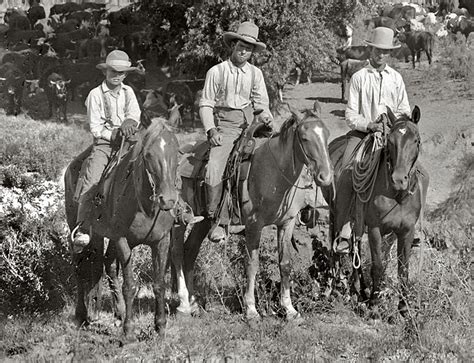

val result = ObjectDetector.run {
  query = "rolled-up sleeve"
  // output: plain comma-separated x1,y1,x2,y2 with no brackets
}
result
252,68,272,118
345,73,370,132
86,90,112,141
199,66,220,131
394,76,411,119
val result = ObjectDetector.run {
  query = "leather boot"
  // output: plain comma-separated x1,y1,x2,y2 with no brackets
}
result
205,183,227,243
174,197,204,225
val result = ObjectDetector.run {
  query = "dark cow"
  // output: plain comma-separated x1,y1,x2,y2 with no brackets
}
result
437,0,456,16
459,0,474,16
6,29,44,48
340,59,369,102
2,49,39,79
141,88,168,117
398,30,434,68
36,52,61,79
45,72,70,122
27,4,46,27
0,62,26,116
4,8,30,30
389,5,417,21
66,10,92,25
49,3,82,16
49,28,92,58
164,79,205,127
55,19,80,33
336,45,370,63
451,16,474,39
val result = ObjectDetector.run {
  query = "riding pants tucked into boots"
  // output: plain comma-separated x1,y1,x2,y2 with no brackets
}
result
334,130,367,253
73,141,113,252
206,108,247,242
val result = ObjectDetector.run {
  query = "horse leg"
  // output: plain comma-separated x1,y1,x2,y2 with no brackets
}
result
74,234,104,326
115,236,136,339
277,218,302,322
183,220,211,303
104,239,125,325
396,228,414,317
171,224,193,315
367,226,384,309
243,221,264,322
151,233,171,336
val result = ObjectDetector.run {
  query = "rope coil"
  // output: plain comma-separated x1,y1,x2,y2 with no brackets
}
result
352,132,384,203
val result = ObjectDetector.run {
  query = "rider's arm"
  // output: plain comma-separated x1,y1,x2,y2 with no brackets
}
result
393,75,411,120
124,85,141,126
252,68,273,121
85,89,112,141
345,73,370,132
199,66,220,133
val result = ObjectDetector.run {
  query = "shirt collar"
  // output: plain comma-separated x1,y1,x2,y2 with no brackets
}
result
366,63,392,75
101,81,123,95
227,59,249,74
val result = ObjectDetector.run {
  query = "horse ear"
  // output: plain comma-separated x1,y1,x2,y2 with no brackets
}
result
287,103,302,123
411,106,421,124
386,106,397,124
312,100,321,117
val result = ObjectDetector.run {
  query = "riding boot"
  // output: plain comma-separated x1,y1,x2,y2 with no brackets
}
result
72,192,93,254
205,183,227,243
174,196,204,225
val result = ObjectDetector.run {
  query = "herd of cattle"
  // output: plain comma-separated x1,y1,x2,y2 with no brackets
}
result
0,1,472,123
338,0,474,102
0,1,202,126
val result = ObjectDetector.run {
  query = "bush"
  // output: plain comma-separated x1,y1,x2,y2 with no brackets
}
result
0,181,74,315
438,34,474,83
0,116,91,182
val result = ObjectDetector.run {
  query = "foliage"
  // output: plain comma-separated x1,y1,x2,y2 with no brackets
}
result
0,182,74,315
0,116,91,183
438,33,474,84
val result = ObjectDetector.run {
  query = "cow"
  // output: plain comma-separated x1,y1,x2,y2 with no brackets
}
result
451,15,474,39
340,59,369,102
6,29,44,48
336,45,370,63
2,49,39,79
459,0,474,16
0,62,26,116
141,88,169,118
27,4,46,27
398,30,434,68
55,18,80,33
365,16,408,32
389,4,417,21
164,79,205,127
34,18,55,36
49,3,82,16
437,0,456,16
45,72,70,122
4,8,30,31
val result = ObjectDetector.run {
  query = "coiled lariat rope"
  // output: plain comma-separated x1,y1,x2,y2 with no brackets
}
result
352,131,384,203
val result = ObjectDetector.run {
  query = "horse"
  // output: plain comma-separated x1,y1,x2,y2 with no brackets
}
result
171,103,333,323
64,118,180,339
323,106,429,316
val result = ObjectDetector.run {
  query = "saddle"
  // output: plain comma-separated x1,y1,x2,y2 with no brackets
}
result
178,121,272,224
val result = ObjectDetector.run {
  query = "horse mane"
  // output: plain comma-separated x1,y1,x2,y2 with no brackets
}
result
142,117,167,152
277,113,299,144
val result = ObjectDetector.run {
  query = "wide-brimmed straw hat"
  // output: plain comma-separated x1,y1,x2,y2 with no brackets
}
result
96,50,138,72
223,21,266,52
364,27,400,50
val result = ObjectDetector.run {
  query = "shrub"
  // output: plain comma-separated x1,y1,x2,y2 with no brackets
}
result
438,33,474,84
0,181,74,314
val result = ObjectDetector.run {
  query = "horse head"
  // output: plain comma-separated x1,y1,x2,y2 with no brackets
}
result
286,101,333,187
386,106,421,191
141,119,179,211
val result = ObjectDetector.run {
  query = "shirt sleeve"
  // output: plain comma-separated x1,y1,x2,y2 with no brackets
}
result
124,87,141,125
86,90,112,141
393,75,411,120
199,66,220,131
251,67,272,119
345,73,370,132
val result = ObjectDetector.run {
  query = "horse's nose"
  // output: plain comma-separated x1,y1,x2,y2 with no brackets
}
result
392,172,409,191
157,194,176,211
315,170,333,187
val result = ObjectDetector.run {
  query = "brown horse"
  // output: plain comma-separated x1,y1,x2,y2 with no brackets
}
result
323,106,429,316
171,105,333,322
64,118,179,339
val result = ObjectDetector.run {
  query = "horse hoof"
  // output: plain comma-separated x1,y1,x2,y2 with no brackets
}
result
245,312,262,328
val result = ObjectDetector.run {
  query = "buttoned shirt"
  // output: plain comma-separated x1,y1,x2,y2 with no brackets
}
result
345,64,411,132
85,81,141,141
199,59,271,132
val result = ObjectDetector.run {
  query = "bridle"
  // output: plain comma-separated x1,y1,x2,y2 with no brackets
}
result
384,120,421,195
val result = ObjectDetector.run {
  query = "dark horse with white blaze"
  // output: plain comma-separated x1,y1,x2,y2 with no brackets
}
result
171,105,333,322
64,118,179,338
323,106,429,315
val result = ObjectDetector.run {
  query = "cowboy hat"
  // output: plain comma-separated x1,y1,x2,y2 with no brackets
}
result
364,27,400,49
223,21,266,52
96,50,139,72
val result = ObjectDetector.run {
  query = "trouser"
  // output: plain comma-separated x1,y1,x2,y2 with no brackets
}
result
74,141,113,227
206,107,248,221
336,131,367,238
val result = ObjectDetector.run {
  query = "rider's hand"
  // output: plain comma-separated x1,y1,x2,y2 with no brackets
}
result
207,127,222,146
257,112,274,129
367,122,383,133
120,119,138,138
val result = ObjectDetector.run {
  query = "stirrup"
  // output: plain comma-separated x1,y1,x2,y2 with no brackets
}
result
333,235,350,255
